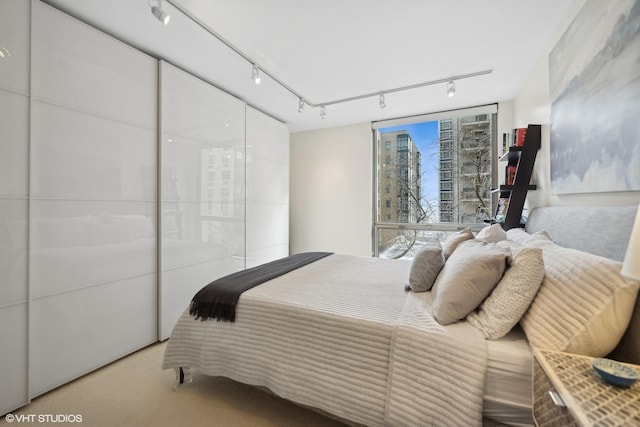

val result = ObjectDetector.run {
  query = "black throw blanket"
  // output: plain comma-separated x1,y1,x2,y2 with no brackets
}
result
190,252,333,322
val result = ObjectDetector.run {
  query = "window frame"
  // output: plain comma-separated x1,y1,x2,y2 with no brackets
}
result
371,104,498,257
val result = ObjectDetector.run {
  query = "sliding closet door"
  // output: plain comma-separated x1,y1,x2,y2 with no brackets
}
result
159,61,245,340
0,0,30,415
245,107,290,267
29,2,157,396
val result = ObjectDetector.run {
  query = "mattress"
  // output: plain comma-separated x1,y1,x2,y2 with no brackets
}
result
484,325,534,426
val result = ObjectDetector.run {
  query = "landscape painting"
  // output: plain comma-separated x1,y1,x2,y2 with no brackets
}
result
549,0,640,194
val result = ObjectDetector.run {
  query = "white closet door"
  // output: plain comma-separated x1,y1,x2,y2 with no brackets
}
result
0,0,30,415
159,61,245,340
29,2,157,397
245,106,289,268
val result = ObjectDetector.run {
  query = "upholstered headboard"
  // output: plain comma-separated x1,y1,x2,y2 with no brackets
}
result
525,205,639,364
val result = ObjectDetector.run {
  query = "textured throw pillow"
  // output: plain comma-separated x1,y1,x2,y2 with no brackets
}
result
505,228,533,244
432,240,511,325
520,232,640,357
441,227,474,259
408,240,445,292
475,223,507,243
467,247,544,339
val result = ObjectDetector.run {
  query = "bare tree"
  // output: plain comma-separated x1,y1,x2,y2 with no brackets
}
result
383,150,439,259
444,119,493,223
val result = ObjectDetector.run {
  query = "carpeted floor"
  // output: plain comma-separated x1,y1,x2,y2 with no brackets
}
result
2,342,509,427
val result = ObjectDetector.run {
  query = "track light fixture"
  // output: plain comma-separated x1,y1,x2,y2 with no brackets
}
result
150,0,170,25
163,1,492,120
252,65,261,85
447,80,456,98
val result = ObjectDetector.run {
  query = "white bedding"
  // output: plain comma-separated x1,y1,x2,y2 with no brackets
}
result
163,254,525,426
484,325,534,426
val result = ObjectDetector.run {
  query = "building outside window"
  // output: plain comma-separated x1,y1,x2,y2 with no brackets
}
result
373,105,497,259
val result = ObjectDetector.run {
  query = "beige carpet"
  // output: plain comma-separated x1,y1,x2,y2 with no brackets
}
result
2,342,508,427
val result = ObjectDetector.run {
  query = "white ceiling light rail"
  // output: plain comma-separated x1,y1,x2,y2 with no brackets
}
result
165,0,491,117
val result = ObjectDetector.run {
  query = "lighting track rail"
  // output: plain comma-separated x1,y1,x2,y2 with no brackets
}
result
165,0,492,115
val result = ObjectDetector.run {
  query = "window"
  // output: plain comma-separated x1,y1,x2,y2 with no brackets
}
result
440,130,453,140
373,105,497,259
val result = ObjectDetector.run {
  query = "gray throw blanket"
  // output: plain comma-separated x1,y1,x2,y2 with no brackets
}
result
189,252,333,322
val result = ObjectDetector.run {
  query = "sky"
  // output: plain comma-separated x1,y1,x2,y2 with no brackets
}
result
379,121,440,204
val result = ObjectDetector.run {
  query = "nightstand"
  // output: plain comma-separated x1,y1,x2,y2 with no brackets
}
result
533,348,640,426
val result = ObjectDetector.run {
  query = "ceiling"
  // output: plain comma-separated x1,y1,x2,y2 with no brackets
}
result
44,0,577,133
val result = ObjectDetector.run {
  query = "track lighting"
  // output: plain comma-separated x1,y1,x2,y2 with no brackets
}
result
0,47,10,59
161,1,492,120
252,65,261,85
447,80,456,98
150,0,170,25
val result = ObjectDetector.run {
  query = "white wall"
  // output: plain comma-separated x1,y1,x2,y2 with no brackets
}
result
290,123,372,256
513,0,640,208
290,0,640,259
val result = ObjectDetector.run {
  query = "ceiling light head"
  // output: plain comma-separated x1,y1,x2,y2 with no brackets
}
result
0,47,10,59
150,0,170,25
298,98,305,113
252,65,261,85
379,94,386,109
447,80,456,98
320,106,327,119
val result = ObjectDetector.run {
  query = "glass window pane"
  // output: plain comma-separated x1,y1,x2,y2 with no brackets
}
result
375,107,496,256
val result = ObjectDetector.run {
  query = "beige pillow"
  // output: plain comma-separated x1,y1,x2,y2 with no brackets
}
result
441,227,474,259
475,223,507,243
432,240,511,325
520,232,639,357
408,240,445,292
467,247,544,339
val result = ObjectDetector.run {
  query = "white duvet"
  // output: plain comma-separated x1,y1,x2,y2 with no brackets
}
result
162,254,488,426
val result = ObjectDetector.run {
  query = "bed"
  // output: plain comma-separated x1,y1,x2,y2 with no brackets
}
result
162,205,640,426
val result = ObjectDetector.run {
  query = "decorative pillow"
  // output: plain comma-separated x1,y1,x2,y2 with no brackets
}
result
520,232,640,357
467,247,544,339
408,240,445,292
505,228,532,244
475,223,507,243
441,227,474,259
432,240,511,325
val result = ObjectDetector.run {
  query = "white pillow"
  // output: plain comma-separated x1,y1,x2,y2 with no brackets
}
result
475,223,507,243
505,228,532,244
408,240,445,292
441,227,474,259
520,232,640,357
467,247,544,339
432,240,511,325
